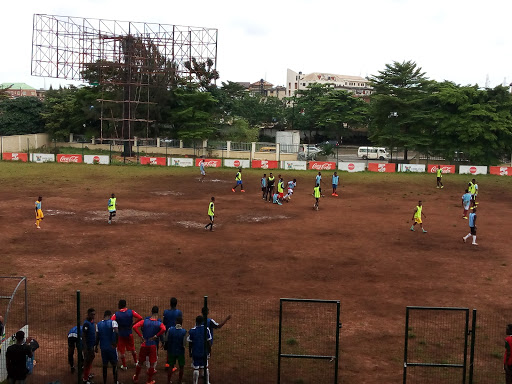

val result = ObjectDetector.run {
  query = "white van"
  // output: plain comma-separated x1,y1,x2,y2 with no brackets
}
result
357,146,389,160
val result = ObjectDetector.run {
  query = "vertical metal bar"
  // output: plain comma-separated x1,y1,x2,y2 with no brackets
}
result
77,290,82,384
334,301,340,384
203,296,209,384
463,309,469,384
468,309,477,384
277,299,283,384
24,277,28,327
403,307,410,384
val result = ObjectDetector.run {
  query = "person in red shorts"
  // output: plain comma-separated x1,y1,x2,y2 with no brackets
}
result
132,306,166,384
111,299,143,370
505,324,512,384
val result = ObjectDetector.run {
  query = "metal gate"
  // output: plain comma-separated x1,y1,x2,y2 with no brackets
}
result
403,306,476,384
278,298,341,384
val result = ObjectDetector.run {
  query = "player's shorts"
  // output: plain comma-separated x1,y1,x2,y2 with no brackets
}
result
108,209,116,216
332,184,337,189
208,215,214,222
236,180,242,185
201,170,206,176
101,347,118,365
191,355,209,369
414,217,422,224
167,353,185,367
117,334,136,353
262,187,266,192
470,226,476,235
68,336,79,349
287,188,294,195
463,204,470,211
138,345,158,364
437,177,441,181
278,192,284,199
36,209,44,219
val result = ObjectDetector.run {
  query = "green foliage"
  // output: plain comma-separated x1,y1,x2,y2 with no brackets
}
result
0,97,45,135
218,117,259,142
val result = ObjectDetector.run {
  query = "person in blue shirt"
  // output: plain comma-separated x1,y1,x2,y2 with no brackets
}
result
463,207,478,246
200,159,206,182
188,316,212,384
461,189,472,219
166,316,187,384
163,297,183,331
95,310,118,384
332,172,339,196
82,308,96,384
315,172,322,187
68,325,82,373
261,173,267,200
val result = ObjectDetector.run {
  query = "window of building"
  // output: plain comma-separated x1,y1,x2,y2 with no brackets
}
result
294,83,297,89
288,82,291,89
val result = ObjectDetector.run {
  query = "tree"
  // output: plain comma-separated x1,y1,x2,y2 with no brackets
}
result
41,86,84,140
368,60,433,160
0,97,45,136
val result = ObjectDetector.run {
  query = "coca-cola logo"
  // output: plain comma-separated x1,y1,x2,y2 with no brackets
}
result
469,166,477,174
59,155,80,163
429,166,452,173
311,163,334,170
204,161,218,167
348,163,355,170
234,160,240,167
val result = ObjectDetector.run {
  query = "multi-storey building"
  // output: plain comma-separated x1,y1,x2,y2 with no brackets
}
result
0,83,38,98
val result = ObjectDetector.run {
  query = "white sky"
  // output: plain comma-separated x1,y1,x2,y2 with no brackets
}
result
1,0,511,90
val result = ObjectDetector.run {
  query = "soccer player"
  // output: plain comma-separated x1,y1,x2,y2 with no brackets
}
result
283,179,297,202
468,179,477,207
166,316,186,384
462,207,478,246
205,197,215,232
315,172,322,187
132,306,166,384
276,175,284,205
332,172,339,196
108,193,116,224
35,196,44,229
410,201,427,233
68,325,82,373
232,168,245,192
461,189,472,219
82,308,97,384
95,310,119,384
504,324,512,384
261,173,267,200
163,297,183,331
313,183,321,211
111,299,143,370
188,315,212,384
267,173,275,203
200,159,206,182
202,308,231,348
473,179,479,205
6,331,33,384
436,165,444,188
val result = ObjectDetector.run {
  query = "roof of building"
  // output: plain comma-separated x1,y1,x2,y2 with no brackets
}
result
302,73,367,83
234,82,250,89
249,80,274,88
0,83,36,90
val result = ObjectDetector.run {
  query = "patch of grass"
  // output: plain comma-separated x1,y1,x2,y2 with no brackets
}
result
286,338,298,346
38,274,44,278
491,350,502,359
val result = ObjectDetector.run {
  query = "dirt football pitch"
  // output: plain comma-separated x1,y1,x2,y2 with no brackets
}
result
1,162,512,384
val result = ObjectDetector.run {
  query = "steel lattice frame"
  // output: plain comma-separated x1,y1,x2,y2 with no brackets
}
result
31,14,218,146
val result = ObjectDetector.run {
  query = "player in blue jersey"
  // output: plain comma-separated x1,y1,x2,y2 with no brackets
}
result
166,316,186,384
132,306,166,384
463,207,478,246
200,159,206,182
261,173,267,200
188,316,212,384
461,189,472,219
163,297,183,331
68,325,82,373
95,310,119,384
283,179,297,202
82,308,97,384
202,307,231,347
111,299,143,370
332,172,339,196
315,172,322,187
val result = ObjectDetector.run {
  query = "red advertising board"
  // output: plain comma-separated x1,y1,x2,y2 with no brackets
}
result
490,166,512,176
427,164,455,174
368,163,395,173
140,156,167,166
57,154,83,163
2,152,28,162
251,160,279,169
308,161,336,170
195,158,221,167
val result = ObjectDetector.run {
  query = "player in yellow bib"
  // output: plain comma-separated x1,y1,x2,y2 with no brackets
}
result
313,184,322,211
436,165,444,188
35,196,44,229
205,197,215,231
232,168,245,193
410,200,427,233
108,193,117,224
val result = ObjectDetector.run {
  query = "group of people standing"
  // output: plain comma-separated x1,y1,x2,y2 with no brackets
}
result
69,298,231,384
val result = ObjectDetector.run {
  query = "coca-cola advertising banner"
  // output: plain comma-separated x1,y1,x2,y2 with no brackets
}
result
224,159,250,168
195,158,221,167
490,166,512,176
427,164,456,174
368,163,395,173
251,160,279,169
3,152,28,162
308,161,336,170
282,161,307,170
140,156,166,166
338,162,365,172
30,153,55,163
170,158,194,167
57,154,83,163
84,155,109,165
459,165,488,175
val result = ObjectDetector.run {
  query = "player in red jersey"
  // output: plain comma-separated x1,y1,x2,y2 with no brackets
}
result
111,299,143,370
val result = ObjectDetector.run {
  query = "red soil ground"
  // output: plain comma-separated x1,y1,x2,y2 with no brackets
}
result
1,164,511,384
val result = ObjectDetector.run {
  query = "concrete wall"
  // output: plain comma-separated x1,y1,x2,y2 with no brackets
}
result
0,133,50,152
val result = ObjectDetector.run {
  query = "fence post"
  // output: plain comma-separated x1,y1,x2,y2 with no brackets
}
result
109,142,112,165
468,309,476,384
202,296,209,384
27,138,30,162
77,290,82,384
